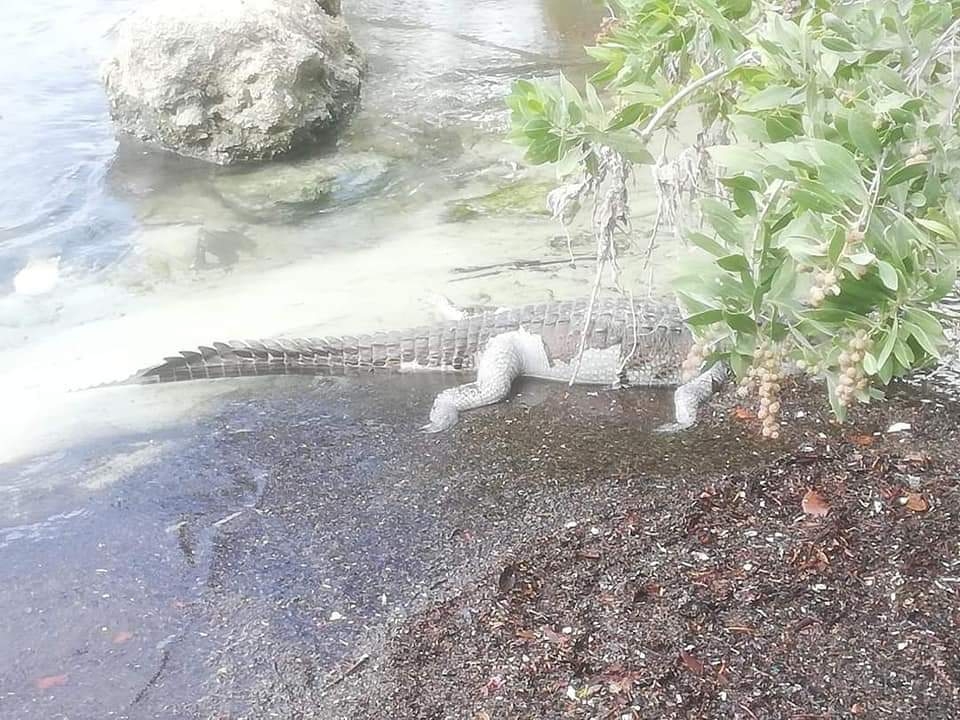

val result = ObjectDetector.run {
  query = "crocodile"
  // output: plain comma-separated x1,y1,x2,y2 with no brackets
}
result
131,296,728,432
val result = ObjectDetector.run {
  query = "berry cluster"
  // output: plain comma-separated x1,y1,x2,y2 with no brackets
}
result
808,269,840,307
682,341,707,382
737,343,784,439
835,330,872,407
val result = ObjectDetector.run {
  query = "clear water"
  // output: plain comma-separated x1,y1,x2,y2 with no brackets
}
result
2,0,686,463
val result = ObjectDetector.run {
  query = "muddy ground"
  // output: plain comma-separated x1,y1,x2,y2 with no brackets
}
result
1,373,958,719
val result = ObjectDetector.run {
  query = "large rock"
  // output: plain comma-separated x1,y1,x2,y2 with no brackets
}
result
101,0,365,165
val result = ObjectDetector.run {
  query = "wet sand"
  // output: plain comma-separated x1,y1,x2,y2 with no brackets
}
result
0,372,778,719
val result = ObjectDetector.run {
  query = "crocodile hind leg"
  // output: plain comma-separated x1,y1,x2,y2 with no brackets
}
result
656,362,730,433
420,331,527,433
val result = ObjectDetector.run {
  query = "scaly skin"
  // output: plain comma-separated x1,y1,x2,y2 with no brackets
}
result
129,296,725,431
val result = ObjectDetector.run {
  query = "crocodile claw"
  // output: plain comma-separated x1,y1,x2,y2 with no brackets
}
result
653,421,691,434
420,421,450,434
421,398,460,433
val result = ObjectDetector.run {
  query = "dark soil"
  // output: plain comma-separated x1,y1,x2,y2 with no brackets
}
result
323,381,960,720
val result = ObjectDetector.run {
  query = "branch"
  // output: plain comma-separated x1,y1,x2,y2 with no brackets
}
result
751,179,785,316
635,50,759,143
857,148,888,233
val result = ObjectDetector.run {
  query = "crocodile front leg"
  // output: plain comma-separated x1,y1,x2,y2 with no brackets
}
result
420,331,528,433
656,362,730,433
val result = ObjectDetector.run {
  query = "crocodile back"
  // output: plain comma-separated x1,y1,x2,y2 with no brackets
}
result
132,296,691,384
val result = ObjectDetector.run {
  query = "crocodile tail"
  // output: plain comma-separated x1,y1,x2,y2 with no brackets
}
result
132,335,413,384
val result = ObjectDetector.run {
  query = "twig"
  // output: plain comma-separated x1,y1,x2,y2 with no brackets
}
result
568,51,757,386
750,179,785,319
639,135,671,271
452,255,593,274
132,649,169,705
570,257,608,386
639,207,664,272
858,148,889,233
618,288,640,376
907,17,960,90
752,179,785,259
324,653,370,690
635,50,759,143
568,147,630,385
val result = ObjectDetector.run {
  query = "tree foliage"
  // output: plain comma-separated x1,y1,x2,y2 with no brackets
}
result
507,0,960,425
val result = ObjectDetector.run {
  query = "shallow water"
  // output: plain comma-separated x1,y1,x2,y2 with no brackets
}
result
0,0,693,466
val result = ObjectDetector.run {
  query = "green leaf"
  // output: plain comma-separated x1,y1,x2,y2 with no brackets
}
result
875,91,915,113
827,225,846,264
584,82,604,118
733,187,757,216
687,231,727,257
728,114,768,141
701,198,747,246
607,103,647,131
767,256,797,300
792,181,845,213
893,338,915,366
846,110,882,159
804,139,867,200
717,254,751,273
826,376,848,422
558,72,583,106
739,85,803,112
724,311,757,334
877,260,899,291
887,161,929,187
876,318,898,369
765,113,803,141
922,263,957,303
822,36,856,53
905,323,941,358
905,308,944,340
862,351,878,376
598,132,655,164
915,217,957,242
555,144,583,178
877,355,894,384
709,146,762,174
720,175,761,193
685,309,724,326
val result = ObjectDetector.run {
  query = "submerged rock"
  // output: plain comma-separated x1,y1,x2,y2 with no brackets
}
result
212,152,392,220
442,180,555,223
101,0,365,165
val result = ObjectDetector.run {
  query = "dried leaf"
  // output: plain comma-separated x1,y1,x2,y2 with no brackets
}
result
481,675,504,697
904,492,929,512
679,650,705,676
541,625,570,645
112,631,134,645
733,406,755,420
848,433,875,446
35,674,68,690
635,583,662,601
515,628,537,641
498,565,517,593
802,488,830,517
850,702,866,715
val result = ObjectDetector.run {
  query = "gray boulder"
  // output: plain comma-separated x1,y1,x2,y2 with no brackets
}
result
101,0,364,165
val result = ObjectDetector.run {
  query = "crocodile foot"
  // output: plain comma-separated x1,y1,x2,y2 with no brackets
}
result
653,420,694,434
420,398,460,433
